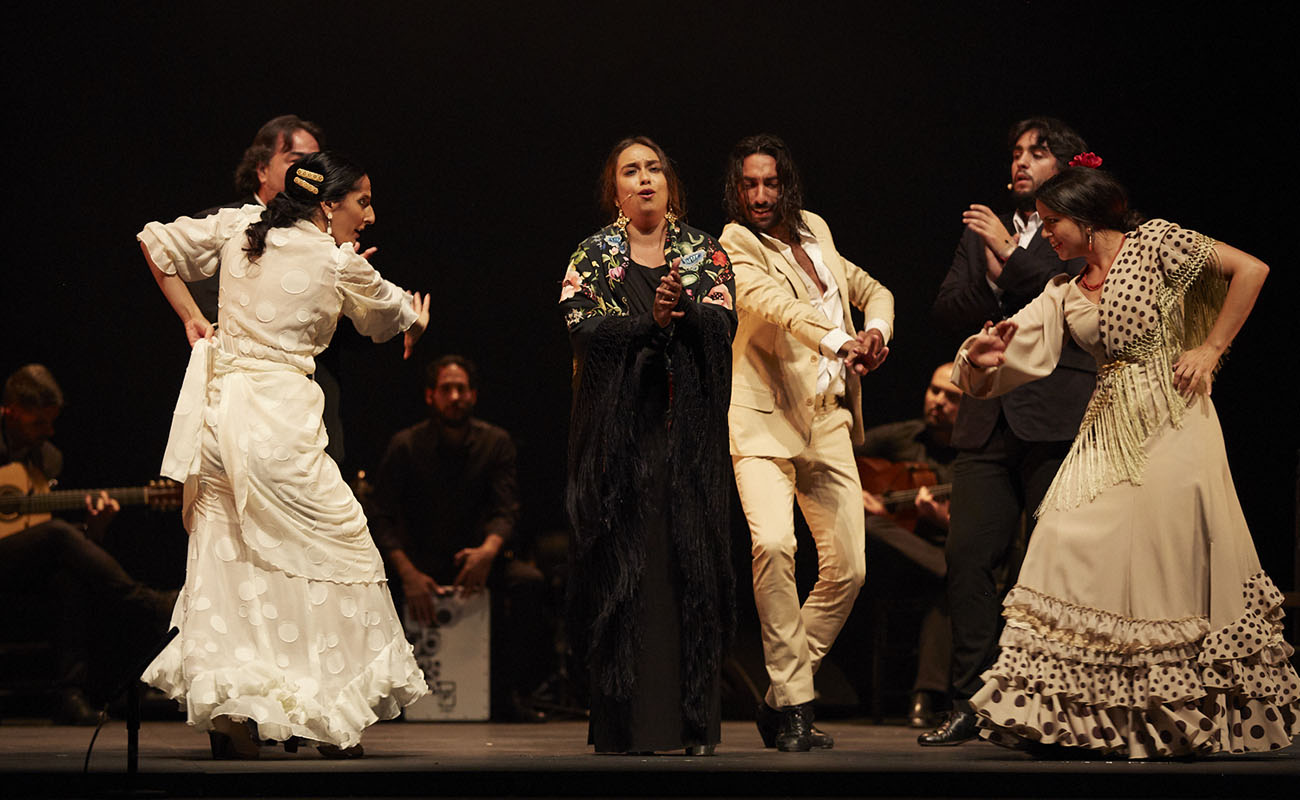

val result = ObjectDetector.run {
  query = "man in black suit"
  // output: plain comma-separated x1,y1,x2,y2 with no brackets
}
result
919,118,1095,745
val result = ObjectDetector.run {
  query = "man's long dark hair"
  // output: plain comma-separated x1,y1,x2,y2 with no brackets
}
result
233,114,326,197
722,134,808,240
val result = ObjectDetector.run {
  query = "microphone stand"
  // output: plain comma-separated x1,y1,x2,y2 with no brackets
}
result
86,626,178,797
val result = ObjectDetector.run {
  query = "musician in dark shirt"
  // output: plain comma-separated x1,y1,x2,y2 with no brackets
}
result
857,363,960,727
0,364,173,724
368,355,549,720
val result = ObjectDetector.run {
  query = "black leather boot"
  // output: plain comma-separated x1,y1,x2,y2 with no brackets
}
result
776,703,813,752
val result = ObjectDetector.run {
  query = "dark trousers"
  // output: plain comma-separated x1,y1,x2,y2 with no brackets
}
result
0,519,169,691
945,416,1070,700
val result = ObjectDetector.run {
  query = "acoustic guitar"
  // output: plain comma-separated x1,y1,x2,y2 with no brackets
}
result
0,462,182,539
856,456,951,530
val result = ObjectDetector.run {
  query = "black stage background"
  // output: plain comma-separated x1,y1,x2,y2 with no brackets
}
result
4,3,1296,599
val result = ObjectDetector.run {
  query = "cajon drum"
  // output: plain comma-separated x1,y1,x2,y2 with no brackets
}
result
402,588,491,721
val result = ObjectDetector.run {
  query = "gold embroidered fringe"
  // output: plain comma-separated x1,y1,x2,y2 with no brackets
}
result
1038,234,1225,515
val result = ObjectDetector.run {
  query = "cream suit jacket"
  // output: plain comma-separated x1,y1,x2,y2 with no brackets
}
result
722,211,894,458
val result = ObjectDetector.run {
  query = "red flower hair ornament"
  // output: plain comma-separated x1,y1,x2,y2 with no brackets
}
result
1069,152,1103,168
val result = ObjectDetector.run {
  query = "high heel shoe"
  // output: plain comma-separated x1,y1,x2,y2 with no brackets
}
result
317,743,365,759
208,717,260,759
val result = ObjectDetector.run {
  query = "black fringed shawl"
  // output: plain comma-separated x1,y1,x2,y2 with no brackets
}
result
560,221,737,732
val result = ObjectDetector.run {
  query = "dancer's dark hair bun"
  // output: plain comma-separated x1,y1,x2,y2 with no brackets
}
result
245,151,366,259
1037,166,1145,232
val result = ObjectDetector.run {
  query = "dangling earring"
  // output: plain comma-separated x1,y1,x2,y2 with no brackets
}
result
614,204,629,228
1087,228,1093,251
664,208,678,225
326,212,333,236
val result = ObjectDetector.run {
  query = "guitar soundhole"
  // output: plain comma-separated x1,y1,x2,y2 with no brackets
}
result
0,486,23,521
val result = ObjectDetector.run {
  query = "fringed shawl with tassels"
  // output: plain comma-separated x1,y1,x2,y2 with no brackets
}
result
559,221,737,735
955,219,1228,513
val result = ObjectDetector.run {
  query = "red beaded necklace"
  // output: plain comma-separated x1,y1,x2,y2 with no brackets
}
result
1078,270,1104,291
1077,234,1126,292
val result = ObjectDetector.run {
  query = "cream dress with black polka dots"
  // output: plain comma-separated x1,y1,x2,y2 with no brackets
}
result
137,207,427,748
955,220,1298,758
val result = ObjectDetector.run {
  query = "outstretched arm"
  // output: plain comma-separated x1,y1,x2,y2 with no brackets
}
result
1172,242,1268,395
953,278,1071,398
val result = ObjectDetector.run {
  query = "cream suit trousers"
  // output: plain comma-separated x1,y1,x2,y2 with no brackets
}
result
733,405,867,709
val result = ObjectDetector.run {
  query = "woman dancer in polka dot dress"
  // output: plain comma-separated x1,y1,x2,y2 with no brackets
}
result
954,162,1297,758
137,151,430,758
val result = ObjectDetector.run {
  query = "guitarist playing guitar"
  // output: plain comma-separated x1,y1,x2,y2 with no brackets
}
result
854,363,961,730
1,365,176,724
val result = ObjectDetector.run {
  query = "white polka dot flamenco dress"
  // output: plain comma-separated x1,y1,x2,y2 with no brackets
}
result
137,208,427,748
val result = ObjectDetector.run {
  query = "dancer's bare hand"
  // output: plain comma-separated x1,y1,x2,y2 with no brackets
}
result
966,320,1018,367
844,329,889,375
185,317,214,346
403,292,431,360
1173,343,1220,396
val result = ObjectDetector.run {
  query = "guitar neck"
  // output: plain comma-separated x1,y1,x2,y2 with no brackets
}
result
880,483,952,508
3,486,155,515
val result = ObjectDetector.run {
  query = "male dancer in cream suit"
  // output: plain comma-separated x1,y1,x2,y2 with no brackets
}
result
721,134,894,752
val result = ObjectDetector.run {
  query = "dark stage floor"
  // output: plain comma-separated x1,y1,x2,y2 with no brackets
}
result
2,719,1296,799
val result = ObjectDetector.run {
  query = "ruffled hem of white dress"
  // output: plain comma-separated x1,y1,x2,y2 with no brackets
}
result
144,635,427,749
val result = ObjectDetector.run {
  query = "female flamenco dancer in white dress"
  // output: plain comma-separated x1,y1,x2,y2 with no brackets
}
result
954,157,1298,758
137,151,431,758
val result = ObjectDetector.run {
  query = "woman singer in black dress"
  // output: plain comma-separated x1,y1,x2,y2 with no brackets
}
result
560,136,737,754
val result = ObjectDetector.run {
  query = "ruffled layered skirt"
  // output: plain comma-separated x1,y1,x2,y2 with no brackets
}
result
972,392,1299,757
143,343,426,748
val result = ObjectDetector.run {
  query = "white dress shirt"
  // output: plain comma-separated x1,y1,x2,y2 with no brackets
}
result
762,233,891,397
987,210,1042,299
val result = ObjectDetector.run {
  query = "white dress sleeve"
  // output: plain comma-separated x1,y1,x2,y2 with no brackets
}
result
334,247,418,342
953,275,1073,399
137,206,259,282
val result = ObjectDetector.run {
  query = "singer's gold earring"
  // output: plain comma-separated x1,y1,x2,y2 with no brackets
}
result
615,204,629,228
1087,228,1094,251
665,207,678,225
